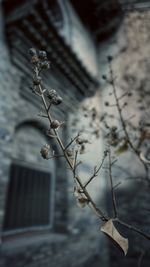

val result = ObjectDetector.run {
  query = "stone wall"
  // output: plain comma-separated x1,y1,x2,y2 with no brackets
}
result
0,1,108,267
0,2,21,231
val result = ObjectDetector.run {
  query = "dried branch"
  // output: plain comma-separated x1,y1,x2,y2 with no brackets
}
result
83,151,107,188
108,148,118,218
108,60,149,180
28,49,150,252
114,218,150,240
65,133,80,150
38,112,48,118
29,49,108,222
73,149,79,171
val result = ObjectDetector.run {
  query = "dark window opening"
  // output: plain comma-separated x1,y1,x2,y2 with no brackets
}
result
3,163,52,232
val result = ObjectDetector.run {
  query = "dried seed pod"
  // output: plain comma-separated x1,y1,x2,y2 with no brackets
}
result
33,76,42,85
29,48,37,56
38,50,47,60
47,90,62,105
47,89,58,100
40,144,50,159
50,120,60,129
39,61,50,69
52,96,63,105
31,55,39,64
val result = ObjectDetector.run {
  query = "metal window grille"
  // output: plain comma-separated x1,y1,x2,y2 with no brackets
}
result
3,163,52,232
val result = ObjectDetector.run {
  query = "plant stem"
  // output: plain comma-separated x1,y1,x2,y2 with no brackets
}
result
114,218,150,240
108,148,118,218
35,67,109,222
109,62,149,180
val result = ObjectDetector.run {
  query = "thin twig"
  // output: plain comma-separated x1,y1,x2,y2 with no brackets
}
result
74,161,82,172
113,181,122,190
38,113,48,118
29,51,150,246
83,151,107,188
47,103,52,112
73,149,79,171
117,91,128,100
108,61,149,180
34,66,108,222
114,218,150,240
65,133,80,150
108,148,118,218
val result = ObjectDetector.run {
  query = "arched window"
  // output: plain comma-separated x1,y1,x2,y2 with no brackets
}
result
3,121,55,233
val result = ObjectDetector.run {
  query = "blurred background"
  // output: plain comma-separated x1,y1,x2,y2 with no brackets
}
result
0,0,150,266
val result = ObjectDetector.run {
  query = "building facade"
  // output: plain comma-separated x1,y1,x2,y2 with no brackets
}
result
0,1,105,266
0,1,150,267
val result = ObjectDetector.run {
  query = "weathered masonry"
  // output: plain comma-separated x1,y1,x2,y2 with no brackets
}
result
0,1,100,266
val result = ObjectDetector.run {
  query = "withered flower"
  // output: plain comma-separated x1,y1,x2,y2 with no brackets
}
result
40,144,50,159
39,61,50,70
47,89,62,105
74,187,89,208
29,48,37,56
50,120,61,129
38,50,47,60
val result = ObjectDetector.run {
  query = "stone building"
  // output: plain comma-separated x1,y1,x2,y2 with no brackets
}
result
0,0,150,267
0,0,106,266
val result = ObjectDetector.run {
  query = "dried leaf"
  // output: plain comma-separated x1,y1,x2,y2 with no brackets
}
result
101,219,128,255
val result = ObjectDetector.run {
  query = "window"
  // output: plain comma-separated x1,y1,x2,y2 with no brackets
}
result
3,163,52,232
